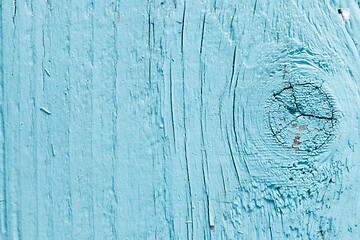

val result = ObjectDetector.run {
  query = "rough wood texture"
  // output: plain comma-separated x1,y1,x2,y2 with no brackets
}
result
1,0,360,239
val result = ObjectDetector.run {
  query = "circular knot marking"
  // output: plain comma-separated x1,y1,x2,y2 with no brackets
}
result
268,83,337,152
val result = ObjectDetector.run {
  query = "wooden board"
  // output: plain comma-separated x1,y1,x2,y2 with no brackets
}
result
1,0,360,239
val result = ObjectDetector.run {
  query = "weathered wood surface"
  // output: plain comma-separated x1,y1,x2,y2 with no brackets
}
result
1,0,360,239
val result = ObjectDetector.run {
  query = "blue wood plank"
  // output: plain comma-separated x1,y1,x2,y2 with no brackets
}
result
2,0,360,239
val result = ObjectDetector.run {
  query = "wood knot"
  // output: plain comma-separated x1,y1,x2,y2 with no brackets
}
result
268,83,337,153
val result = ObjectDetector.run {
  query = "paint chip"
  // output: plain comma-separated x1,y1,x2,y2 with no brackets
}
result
40,106,51,115
51,144,56,156
299,125,307,131
44,68,50,77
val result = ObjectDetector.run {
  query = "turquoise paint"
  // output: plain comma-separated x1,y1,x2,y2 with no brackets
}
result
1,0,360,239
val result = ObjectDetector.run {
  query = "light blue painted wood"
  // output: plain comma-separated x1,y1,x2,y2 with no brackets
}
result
1,0,360,239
